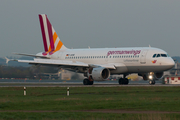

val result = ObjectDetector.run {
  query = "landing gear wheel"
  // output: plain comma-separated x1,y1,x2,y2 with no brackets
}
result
89,81,94,85
83,79,89,85
124,78,129,85
118,78,124,85
118,78,129,85
83,79,94,85
149,80,155,85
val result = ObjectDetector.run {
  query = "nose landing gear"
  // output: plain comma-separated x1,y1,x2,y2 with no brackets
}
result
149,80,155,85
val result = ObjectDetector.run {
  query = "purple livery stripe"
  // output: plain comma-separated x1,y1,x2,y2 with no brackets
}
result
46,17,55,51
39,15,48,52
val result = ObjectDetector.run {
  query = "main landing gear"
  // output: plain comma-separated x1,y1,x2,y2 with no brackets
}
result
149,80,155,85
83,78,94,85
118,74,129,85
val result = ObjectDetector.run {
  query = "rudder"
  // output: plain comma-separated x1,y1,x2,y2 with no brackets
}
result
39,14,67,55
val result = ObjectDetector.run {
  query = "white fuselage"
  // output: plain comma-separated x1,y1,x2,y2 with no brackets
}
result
37,47,175,75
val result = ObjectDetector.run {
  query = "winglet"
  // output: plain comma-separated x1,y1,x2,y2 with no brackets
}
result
39,14,67,56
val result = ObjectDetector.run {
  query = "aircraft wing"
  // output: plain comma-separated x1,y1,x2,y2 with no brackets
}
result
18,59,89,67
17,59,117,69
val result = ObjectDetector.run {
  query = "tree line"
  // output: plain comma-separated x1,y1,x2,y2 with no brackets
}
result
0,65,58,79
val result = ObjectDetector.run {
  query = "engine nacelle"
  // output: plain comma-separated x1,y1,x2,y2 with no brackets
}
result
88,67,110,81
154,72,164,80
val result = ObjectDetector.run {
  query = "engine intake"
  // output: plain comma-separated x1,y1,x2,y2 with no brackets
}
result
88,67,110,81
154,72,164,79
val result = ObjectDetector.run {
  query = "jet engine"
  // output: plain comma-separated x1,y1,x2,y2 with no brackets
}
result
88,67,110,81
154,72,164,80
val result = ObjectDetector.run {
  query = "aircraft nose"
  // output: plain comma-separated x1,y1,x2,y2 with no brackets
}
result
167,58,175,69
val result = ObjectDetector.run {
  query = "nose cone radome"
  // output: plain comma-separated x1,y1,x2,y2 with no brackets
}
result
166,58,175,70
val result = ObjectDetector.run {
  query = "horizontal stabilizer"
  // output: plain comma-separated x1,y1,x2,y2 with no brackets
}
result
13,53,50,59
4,57,18,65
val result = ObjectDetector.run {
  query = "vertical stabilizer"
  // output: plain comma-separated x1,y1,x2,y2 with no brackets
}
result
39,14,67,55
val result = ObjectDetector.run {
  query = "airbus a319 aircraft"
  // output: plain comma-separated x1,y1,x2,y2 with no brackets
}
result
13,14,175,85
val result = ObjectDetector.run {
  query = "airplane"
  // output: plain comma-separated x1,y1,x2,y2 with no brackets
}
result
12,14,175,85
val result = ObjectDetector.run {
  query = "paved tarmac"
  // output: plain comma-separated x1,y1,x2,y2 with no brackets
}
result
0,79,179,87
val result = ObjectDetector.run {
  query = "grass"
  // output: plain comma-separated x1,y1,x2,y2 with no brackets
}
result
0,86,180,119
0,112,180,120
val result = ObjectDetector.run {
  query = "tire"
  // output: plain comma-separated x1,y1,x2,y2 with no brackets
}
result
89,81,94,85
83,79,94,85
118,78,124,85
124,78,129,85
149,80,155,85
83,79,89,85
149,80,152,85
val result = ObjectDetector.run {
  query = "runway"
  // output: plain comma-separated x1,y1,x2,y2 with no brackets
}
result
0,79,179,87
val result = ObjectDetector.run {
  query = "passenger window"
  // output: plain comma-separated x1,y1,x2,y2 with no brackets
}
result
153,54,156,58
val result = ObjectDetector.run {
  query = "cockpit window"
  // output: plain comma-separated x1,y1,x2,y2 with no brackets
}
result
157,54,160,57
161,54,167,57
152,53,168,58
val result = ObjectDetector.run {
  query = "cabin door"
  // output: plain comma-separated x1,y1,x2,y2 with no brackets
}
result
140,50,148,64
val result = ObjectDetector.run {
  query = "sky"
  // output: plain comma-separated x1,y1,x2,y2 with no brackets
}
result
0,0,180,57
